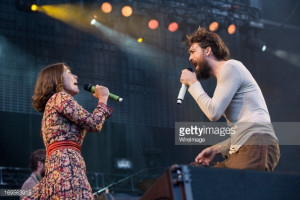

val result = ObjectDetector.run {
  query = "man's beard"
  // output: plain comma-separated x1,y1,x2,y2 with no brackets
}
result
193,59,212,80
41,167,46,178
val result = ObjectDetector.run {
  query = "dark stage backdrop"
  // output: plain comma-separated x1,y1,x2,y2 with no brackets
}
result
0,0,300,175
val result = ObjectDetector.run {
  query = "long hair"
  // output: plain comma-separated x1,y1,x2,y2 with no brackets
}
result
32,63,69,112
185,27,230,61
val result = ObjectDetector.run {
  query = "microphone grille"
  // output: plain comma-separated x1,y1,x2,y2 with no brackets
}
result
84,84,92,91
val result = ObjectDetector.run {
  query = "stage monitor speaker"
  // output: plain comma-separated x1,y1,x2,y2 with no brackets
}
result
140,165,300,200
140,165,192,200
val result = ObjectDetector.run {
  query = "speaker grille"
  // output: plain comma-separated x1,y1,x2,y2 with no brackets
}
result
190,167,300,200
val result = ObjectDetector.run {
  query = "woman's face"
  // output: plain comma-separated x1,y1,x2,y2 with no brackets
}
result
62,65,79,96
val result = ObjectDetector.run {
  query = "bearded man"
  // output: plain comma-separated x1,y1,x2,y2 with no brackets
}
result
180,27,280,171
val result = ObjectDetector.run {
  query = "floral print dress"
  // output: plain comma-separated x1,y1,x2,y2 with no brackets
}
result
24,92,113,199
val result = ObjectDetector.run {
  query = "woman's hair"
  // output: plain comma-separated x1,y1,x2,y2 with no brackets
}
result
185,27,230,61
32,63,70,112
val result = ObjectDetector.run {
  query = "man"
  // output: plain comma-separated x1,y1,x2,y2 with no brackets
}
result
20,149,46,199
180,27,280,171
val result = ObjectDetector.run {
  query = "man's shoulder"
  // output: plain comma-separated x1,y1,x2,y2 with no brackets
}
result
219,59,244,78
222,59,251,77
20,174,37,190
224,59,245,70
224,60,259,90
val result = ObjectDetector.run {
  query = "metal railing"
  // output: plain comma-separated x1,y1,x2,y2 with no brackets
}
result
0,166,165,196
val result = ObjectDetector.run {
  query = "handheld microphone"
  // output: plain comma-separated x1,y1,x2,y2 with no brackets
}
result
177,68,193,105
84,84,123,102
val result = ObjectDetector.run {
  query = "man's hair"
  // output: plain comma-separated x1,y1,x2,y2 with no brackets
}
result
32,63,70,112
185,27,230,61
29,149,46,171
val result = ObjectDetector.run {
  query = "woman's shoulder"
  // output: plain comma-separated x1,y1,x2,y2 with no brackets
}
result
44,92,75,112
51,91,72,99
47,92,73,105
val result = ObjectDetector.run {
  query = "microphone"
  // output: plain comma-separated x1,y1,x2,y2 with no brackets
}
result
177,68,193,105
84,84,123,102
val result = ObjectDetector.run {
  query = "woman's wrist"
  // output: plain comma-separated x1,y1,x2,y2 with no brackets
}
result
98,97,108,105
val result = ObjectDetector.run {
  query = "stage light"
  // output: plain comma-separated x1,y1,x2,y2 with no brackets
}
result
148,19,159,30
244,36,267,52
101,2,112,13
40,4,94,32
121,6,133,17
209,21,219,32
137,37,143,43
16,0,38,13
227,23,236,35
90,19,96,25
114,158,132,169
31,4,38,12
168,22,179,32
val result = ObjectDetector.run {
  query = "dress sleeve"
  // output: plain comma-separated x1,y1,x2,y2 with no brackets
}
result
188,63,243,121
54,92,113,132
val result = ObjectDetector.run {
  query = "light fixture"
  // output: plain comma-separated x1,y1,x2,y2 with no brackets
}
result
168,22,179,32
30,4,38,12
244,36,267,52
114,158,132,170
209,21,219,32
148,19,159,30
16,0,38,13
227,23,236,35
121,5,133,17
137,37,143,43
101,2,112,14
90,19,96,25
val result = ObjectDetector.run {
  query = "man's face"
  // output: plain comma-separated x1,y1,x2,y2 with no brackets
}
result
41,163,46,177
38,160,46,178
188,43,212,80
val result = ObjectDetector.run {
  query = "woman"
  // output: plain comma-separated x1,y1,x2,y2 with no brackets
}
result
25,63,113,199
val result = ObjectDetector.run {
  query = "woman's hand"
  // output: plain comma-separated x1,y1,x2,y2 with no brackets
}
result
93,85,109,104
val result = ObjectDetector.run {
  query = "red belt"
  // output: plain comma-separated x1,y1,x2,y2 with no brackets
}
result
47,141,81,158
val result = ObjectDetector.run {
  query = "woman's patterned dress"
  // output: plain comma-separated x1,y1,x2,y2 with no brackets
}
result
24,92,113,199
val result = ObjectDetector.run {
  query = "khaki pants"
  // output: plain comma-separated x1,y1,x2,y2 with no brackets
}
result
213,134,280,171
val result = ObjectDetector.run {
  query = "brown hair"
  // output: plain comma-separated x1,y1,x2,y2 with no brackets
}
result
32,63,69,112
29,149,46,171
185,27,230,61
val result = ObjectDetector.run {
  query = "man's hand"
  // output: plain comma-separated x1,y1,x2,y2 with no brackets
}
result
180,69,198,86
195,145,220,166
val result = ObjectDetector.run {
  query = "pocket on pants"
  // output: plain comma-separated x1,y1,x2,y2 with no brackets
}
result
225,145,265,170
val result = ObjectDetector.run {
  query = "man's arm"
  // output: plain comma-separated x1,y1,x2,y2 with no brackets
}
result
188,64,243,121
215,138,231,156
195,138,230,165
